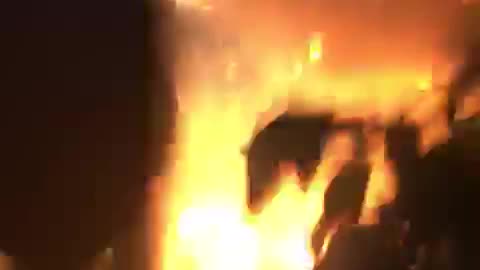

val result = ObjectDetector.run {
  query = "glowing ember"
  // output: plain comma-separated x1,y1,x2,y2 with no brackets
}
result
416,80,431,93
309,33,324,63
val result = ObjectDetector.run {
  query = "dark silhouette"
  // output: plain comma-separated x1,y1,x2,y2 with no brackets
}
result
447,42,480,125
311,160,371,260
385,117,421,221
0,0,176,269
314,224,407,270
447,1,480,126
245,112,335,212
384,111,480,270
245,111,376,265
245,112,370,209
384,117,423,266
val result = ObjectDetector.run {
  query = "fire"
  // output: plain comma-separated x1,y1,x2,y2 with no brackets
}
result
309,33,324,63
157,101,333,270
151,6,446,270
153,88,398,270
416,78,432,92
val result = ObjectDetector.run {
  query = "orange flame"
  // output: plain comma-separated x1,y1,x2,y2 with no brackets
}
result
153,102,398,270
152,10,445,269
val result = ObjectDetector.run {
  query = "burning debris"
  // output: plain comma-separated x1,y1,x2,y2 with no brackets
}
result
158,1,480,270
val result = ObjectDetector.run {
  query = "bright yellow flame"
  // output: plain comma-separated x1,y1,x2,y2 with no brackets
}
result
309,33,323,63
417,79,432,92
152,21,444,270
154,104,397,270
317,229,335,262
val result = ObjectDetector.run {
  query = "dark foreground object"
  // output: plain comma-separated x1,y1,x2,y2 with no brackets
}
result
245,113,334,212
0,0,176,269
315,225,407,270
386,115,480,270
245,112,369,212
447,1,480,126
311,160,371,257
